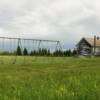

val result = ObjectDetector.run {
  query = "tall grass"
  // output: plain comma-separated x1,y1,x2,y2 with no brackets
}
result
0,56,99,100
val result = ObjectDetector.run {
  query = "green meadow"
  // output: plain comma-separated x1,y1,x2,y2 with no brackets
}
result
0,56,100,100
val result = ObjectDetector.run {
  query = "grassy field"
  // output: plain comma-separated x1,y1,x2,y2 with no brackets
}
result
0,56,100,100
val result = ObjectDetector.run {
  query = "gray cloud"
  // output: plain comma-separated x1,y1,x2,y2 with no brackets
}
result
0,0,100,48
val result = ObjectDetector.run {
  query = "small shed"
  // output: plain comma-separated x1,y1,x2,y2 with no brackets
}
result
76,37,100,56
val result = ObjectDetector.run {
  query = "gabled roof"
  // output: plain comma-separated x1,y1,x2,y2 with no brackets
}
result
82,38,100,47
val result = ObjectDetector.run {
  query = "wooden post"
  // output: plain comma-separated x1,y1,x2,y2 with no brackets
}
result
94,35,96,55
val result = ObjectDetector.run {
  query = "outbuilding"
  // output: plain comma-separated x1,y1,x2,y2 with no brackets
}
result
76,37,100,56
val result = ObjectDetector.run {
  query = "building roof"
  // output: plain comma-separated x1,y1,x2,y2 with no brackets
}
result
84,38,100,47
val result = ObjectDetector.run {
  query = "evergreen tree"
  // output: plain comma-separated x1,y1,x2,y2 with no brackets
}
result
42,48,45,56
30,51,33,56
72,49,77,56
68,49,72,56
23,48,28,56
33,50,36,56
39,48,42,56
16,46,22,55
47,49,50,56
64,49,72,57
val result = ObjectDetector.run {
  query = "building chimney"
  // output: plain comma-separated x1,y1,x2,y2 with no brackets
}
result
97,37,99,40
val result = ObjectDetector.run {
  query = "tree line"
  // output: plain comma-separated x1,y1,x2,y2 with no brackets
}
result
16,46,77,56
0,45,77,57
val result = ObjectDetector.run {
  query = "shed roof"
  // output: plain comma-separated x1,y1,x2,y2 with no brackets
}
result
83,38,100,47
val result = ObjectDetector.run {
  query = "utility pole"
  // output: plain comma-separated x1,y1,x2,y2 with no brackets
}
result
94,35,96,55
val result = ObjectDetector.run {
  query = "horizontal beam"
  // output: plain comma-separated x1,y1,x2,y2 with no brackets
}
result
0,37,60,43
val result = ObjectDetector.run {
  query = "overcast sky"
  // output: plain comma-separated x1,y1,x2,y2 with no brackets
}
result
0,0,100,48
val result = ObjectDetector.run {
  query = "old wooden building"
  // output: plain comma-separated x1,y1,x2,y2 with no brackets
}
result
76,37,100,56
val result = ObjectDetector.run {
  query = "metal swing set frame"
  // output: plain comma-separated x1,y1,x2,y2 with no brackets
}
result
0,37,62,64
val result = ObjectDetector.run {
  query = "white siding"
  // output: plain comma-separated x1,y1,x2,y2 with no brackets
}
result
92,47,100,55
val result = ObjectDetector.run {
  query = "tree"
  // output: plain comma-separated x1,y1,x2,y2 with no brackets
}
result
38,48,42,56
64,49,72,57
16,46,22,55
72,49,77,56
68,49,72,56
23,48,28,56
47,49,50,56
